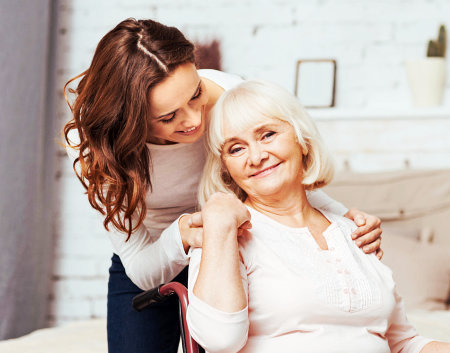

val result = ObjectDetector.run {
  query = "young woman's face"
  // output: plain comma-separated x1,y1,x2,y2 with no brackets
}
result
222,117,304,200
147,63,209,144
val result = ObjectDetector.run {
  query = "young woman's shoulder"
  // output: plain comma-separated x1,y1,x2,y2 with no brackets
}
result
198,69,244,91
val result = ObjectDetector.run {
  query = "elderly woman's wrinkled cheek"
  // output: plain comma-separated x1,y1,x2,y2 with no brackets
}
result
225,134,304,200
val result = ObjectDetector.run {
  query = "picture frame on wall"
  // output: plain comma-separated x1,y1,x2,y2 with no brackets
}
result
294,59,337,108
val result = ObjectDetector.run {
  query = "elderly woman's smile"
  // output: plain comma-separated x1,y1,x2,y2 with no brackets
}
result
222,118,303,200
249,161,282,178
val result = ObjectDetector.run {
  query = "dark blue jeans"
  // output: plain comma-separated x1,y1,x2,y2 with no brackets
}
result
107,254,188,353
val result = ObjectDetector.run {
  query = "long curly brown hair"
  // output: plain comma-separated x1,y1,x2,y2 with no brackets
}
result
63,18,195,240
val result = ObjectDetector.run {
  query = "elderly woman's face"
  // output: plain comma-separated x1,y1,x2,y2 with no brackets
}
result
222,117,303,199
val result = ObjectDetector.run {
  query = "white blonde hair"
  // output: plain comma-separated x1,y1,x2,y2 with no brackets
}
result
198,80,334,206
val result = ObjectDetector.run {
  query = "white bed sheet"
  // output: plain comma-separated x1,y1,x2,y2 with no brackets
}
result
0,310,448,352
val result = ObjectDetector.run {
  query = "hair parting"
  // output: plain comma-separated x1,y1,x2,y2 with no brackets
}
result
136,30,168,73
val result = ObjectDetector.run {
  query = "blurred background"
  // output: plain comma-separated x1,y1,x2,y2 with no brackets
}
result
1,0,449,346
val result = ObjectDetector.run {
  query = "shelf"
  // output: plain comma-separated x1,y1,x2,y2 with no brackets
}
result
307,107,450,121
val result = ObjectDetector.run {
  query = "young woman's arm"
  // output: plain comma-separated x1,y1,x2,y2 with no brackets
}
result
107,217,190,290
306,189,348,215
307,189,383,257
66,139,194,290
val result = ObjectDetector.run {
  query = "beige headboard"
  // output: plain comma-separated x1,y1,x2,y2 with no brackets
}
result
323,169,450,246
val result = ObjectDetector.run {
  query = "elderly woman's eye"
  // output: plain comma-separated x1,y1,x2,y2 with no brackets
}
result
229,146,243,155
262,131,276,139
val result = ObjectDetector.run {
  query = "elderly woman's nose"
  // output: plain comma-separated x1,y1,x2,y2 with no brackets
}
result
248,145,269,165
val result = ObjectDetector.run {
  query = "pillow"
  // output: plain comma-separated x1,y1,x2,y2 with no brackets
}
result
323,169,450,246
381,229,450,311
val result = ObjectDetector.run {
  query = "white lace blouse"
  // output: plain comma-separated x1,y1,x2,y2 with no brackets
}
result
187,207,433,353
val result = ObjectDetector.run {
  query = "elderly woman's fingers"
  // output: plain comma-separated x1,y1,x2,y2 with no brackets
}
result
237,221,253,237
237,228,252,237
240,220,252,229
203,192,251,230
189,212,203,227
376,248,384,260
184,227,203,249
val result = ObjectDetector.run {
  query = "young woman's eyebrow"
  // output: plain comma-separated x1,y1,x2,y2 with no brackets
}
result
155,80,202,119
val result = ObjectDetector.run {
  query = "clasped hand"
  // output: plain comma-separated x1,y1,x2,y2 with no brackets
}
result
179,193,250,252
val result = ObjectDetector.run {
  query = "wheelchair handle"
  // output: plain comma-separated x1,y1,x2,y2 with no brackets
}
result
132,285,167,311
132,282,202,353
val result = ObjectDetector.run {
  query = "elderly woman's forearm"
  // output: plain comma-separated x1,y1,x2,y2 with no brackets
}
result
193,228,247,312
420,341,450,352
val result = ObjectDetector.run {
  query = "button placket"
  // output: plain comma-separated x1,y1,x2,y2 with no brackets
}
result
337,254,355,311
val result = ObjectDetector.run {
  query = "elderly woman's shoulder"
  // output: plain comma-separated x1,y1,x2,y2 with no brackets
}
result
325,211,358,235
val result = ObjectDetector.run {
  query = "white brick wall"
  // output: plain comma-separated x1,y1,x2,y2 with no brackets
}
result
50,0,450,325
312,111,450,171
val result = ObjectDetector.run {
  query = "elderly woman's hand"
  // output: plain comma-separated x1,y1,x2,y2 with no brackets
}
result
179,193,251,253
202,192,251,236
344,208,383,260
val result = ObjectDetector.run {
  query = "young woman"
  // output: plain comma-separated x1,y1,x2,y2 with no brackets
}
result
64,18,383,353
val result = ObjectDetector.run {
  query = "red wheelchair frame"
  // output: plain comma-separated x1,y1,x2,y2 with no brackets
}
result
132,282,203,353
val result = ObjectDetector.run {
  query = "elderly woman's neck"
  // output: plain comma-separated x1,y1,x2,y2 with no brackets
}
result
245,188,317,228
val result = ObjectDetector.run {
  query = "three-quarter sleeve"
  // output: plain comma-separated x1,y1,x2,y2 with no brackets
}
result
306,189,348,215
386,288,434,353
187,248,249,353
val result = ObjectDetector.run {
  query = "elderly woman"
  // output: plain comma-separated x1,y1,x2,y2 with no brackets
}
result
183,80,449,353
